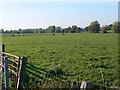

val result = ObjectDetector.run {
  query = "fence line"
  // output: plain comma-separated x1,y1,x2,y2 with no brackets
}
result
4,56,9,88
0,44,27,89
1,52,19,58
0,44,94,89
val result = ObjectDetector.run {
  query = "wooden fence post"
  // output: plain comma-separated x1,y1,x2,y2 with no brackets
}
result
1,44,5,57
4,56,9,89
80,81,93,89
16,57,20,88
17,56,27,89
0,45,3,90
2,44,5,52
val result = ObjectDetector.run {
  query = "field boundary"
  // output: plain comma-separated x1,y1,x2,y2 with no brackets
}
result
0,44,27,89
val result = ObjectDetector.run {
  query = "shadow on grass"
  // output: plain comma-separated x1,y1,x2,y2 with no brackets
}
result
23,62,80,88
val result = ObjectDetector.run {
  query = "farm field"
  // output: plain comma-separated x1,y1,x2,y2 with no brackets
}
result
2,33,118,88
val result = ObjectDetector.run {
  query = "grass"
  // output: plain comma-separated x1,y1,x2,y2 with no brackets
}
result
107,30,112,33
2,33,118,88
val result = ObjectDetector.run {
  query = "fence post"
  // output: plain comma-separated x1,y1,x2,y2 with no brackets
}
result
80,81,93,89
15,57,20,88
1,44,5,57
2,44,5,52
0,44,3,90
4,56,9,89
17,56,27,89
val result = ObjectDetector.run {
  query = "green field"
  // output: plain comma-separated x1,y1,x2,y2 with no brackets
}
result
2,33,118,88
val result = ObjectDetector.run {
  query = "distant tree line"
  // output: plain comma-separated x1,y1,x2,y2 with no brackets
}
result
0,21,120,33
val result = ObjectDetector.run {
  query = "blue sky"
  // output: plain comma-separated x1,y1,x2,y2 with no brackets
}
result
0,0,118,30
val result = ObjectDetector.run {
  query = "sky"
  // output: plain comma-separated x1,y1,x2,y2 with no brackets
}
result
0,0,119,30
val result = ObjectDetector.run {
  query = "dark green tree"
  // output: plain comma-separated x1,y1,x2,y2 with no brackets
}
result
42,30,46,33
75,27,82,33
64,26,71,33
84,26,89,32
107,24,112,30
55,26,61,33
101,25,108,33
0,29,4,33
38,28,43,33
47,26,55,33
88,21,100,33
69,25,77,33
112,21,120,33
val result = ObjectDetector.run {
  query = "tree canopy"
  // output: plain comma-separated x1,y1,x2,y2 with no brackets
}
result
112,21,120,33
88,21,100,33
1,21,119,33
100,25,108,33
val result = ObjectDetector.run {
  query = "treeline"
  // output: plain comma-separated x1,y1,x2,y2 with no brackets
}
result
1,21,120,33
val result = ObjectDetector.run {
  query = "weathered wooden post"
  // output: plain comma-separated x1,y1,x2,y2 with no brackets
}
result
0,44,3,90
4,56,9,89
15,57,21,88
0,44,5,56
17,56,27,89
80,81,93,89
2,44,5,52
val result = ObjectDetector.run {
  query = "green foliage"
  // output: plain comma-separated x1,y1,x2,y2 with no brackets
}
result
63,26,82,33
107,24,112,30
100,25,108,33
55,26,61,33
2,33,118,88
47,26,55,33
70,25,82,33
0,22,114,34
63,26,71,33
84,26,89,32
112,21,120,33
88,21,100,33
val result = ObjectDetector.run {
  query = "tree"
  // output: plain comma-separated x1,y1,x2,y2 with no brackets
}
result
55,26,61,33
69,25,82,33
101,25,108,33
38,28,43,33
107,24,112,30
69,25,76,33
47,26,55,33
0,29,4,33
75,27,82,33
112,21,120,33
18,28,22,33
88,21,100,33
42,30,46,33
84,26,89,32
64,26,71,33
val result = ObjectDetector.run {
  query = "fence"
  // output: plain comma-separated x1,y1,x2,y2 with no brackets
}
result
0,44,94,89
0,44,27,89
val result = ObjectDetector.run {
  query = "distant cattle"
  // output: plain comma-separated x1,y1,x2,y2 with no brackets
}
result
12,34,24,37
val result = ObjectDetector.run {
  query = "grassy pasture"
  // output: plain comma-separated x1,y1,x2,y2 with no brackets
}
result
2,33,118,88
